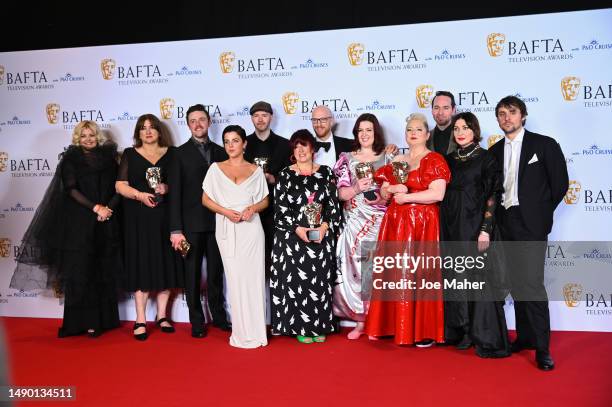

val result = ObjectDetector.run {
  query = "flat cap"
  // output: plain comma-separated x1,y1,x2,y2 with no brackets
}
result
250,101,273,115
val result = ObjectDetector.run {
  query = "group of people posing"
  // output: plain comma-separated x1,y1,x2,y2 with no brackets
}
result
12,92,568,371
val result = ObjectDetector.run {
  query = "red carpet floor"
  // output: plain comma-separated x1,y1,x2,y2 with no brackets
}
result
2,317,611,406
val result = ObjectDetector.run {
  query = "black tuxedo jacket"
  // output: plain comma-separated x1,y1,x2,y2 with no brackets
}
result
244,130,291,176
333,135,354,160
490,130,568,238
169,138,228,233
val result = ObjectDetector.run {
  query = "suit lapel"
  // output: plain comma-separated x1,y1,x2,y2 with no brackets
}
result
518,130,533,183
186,139,207,164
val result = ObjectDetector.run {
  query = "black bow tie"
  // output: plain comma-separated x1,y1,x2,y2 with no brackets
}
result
315,141,331,152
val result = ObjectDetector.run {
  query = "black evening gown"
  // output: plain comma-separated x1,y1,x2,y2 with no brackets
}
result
11,144,122,337
440,144,511,358
270,166,341,337
118,147,183,291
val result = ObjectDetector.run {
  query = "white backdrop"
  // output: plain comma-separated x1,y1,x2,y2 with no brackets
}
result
1,9,611,331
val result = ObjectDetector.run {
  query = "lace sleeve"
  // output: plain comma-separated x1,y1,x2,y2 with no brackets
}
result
117,149,129,181
480,152,503,235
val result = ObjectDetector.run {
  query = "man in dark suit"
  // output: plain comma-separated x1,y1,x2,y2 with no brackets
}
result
427,90,457,155
310,105,353,167
490,95,568,371
244,101,291,334
169,104,230,337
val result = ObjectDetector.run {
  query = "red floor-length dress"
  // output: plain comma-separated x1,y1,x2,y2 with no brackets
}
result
365,152,450,345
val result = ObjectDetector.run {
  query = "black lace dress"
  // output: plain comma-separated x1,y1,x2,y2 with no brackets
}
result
11,144,122,337
118,147,183,291
440,143,510,358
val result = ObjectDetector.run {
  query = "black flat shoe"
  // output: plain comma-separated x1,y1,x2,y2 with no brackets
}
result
155,317,175,333
536,351,555,371
191,325,208,338
133,322,148,341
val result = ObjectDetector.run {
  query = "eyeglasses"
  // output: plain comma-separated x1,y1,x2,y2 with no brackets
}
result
310,117,331,125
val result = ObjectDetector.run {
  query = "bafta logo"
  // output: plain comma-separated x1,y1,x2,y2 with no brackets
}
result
487,135,504,149
564,180,581,204
100,58,116,80
46,103,60,124
282,92,299,114
159,98,175,119
0,152,8,172
562,283,583,308
561,76,581,101
347,43,365,66
0,65,5,85
415,85,434,108
487,33,506,57
219,51,236,73
0,238,10,258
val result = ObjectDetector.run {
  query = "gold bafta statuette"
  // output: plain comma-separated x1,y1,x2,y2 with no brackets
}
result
145,167,163,204
178,239,191,258
253,157,269,173
355,162,374,181
302,192,323,241
392,161,410,184
355,162,378,200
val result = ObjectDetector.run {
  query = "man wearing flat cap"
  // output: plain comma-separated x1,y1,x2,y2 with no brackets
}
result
244,101,291,324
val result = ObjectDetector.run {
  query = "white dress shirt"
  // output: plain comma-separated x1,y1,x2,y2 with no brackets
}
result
502,128,524,208
314,133,337,168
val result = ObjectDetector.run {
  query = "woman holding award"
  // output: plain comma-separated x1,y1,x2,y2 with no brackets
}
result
365,113,450,346
270,129,341,344
332,113,389,340
11,120,121,338
202,125,270,349
116,114,183,341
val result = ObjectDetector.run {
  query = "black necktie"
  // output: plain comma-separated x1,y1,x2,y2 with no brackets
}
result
315,141,331,152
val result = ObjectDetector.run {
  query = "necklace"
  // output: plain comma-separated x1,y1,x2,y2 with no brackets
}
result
457,144,481,160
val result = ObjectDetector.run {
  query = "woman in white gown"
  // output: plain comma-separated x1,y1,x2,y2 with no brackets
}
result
202,125,269,348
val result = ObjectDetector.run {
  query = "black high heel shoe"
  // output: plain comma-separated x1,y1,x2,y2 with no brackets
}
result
155,317,175,333
133,322,148,341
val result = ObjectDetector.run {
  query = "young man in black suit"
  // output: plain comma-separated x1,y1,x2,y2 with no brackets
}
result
244,101,291,334
490,95,568,371
169,104,230,337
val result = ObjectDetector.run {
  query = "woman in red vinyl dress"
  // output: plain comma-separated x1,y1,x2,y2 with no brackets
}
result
365,113,450,346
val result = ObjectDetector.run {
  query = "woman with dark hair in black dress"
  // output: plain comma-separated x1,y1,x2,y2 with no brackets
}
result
115,114,183,341
441,112,510,358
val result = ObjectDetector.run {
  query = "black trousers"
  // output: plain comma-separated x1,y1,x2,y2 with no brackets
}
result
183,230,227,327
498,206,550,353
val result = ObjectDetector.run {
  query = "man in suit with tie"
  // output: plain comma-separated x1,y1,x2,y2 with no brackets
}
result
169,104,230,337
427,90,457,156
490,95,568,371
310,105,353,167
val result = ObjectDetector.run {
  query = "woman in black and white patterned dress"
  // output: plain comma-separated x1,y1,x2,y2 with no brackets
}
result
270,129,341,344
